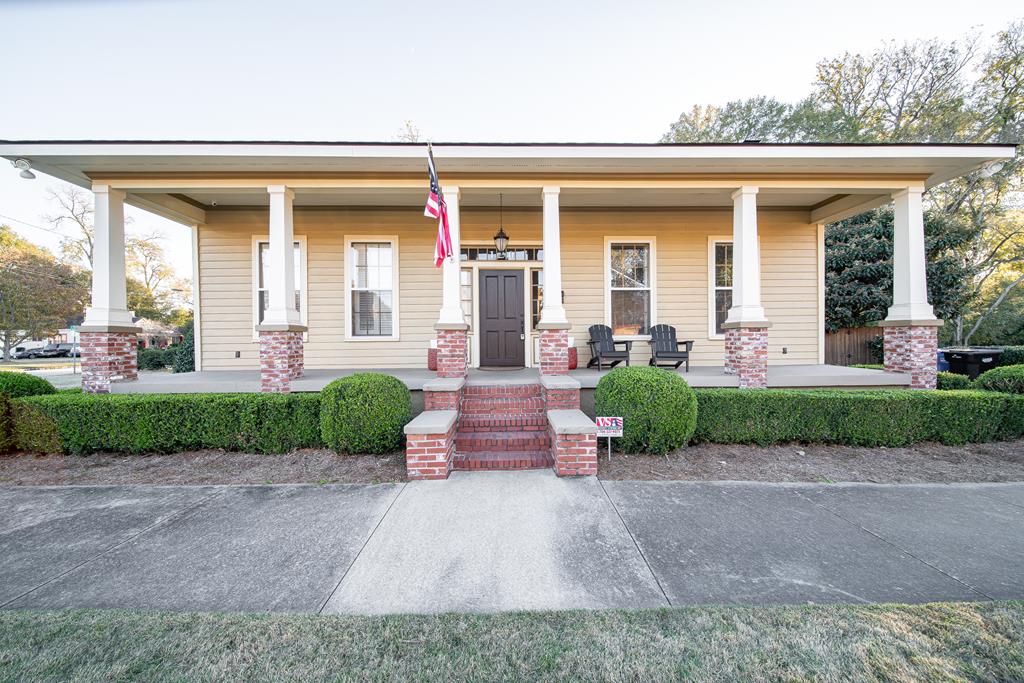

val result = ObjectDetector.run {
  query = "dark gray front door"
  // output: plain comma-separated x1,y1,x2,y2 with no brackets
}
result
479,269,525,367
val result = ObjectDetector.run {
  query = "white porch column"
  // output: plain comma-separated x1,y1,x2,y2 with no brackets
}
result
261,185,303,328
724,186,768,326
886,187,936,322
538,186,568,326
436,185,464,326
81,185,136,330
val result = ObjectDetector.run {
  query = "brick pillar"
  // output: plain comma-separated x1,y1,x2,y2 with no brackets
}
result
539,328,570,375
81,331,138,394
435,328,468,379
404,410,458,480
259,330,302,393
724,326,768,389
883,324,938,390
552,428,598,476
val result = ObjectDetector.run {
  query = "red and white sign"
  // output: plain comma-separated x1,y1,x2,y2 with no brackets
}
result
596,416,623,438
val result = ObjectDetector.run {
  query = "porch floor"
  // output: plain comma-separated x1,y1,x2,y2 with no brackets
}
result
110,364,910,394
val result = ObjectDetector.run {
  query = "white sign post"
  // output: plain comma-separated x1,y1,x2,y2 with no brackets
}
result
595,416,623,461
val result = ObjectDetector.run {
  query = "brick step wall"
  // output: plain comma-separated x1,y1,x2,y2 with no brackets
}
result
457,414,549,432
455,430,552,452
459,396,547,415
453,450,554,471
462,384,542,398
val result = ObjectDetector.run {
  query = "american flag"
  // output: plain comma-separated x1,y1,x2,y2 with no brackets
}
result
424,145,453,267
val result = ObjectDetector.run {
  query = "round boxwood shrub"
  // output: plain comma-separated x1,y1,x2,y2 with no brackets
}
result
975,364,1024,394
0,371,56,397
594,366,697,454
320,373,411,454
936,371,972,390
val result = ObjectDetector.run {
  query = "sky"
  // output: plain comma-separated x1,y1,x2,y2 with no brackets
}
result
1,0,1022,282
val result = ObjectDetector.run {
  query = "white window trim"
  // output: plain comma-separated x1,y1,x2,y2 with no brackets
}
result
344,235,400,341
604,236,657,340
251,235,308,341
708,235,732,340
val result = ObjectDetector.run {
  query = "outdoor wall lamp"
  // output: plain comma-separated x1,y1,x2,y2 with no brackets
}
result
11,159,35,180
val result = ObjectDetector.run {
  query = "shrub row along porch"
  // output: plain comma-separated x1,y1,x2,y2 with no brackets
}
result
4,140,1013,478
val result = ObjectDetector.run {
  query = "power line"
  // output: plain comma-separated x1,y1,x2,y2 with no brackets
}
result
0,212,73,239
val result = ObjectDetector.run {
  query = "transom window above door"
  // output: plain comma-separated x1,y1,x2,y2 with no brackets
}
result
607,240,655,336
345,238,399,340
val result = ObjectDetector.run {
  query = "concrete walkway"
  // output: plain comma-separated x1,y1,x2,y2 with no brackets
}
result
1,474,1021,614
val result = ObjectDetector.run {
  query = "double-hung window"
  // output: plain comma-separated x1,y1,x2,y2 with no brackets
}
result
346,238,399,339
253,238,305,332
607,239,654,336
710,240,733,337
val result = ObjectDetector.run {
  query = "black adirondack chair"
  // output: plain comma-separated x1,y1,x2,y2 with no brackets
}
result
648,324,693,371
586,325,632,370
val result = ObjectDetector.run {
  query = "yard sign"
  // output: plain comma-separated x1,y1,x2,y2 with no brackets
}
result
596,416,623,461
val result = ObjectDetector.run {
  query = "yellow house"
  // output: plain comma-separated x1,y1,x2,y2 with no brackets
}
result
1,141,1014,477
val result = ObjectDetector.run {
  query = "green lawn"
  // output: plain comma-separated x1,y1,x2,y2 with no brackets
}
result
1,602,1022,682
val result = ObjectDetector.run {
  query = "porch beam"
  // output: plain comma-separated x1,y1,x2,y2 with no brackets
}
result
259,185,304,329
810,192,896,224
436,185,465,326
538,186,569,327
89,176,929,192
723,186,768,326
126,192,207,226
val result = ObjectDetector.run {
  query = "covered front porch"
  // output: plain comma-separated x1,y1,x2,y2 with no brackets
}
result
111,364,910,394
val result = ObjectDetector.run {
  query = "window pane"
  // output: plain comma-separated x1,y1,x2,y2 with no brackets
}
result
460,268,473,328
715,289,732,336
610,244,649,289
352,290,393,336
715,243,733,287
259,243,270,289
531,269,544,329
258,242,301,319
611,290,649,336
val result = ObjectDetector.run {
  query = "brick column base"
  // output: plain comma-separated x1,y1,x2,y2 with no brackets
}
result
539,328,570,375
724,326,768,389
259,330,303,393
883,324,939,390
436,328,468,379
81,331,138,394
540,375,581,410
405,420,457,480
551,428,598,476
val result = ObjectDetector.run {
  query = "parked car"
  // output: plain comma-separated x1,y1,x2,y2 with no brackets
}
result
32,344,67,358
57,343,80,357
12,347,41,359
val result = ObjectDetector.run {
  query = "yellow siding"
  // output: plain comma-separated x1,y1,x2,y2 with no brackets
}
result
198,207,820,369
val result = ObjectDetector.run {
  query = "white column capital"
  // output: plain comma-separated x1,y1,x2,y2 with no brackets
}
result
542,186,561,196
90,184,124,197
891,187,924,200
267,185,294,199
441,185,461,199
730,186,758,200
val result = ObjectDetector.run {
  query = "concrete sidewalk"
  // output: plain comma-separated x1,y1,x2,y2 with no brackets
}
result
1,474,1022,614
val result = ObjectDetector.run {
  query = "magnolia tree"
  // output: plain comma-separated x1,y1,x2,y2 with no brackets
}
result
663,20,1024,344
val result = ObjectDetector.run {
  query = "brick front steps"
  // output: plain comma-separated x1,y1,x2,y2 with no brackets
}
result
455,384,551,471
406,376,597,478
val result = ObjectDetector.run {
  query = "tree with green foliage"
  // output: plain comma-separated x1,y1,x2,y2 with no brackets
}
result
825,209,977,331
0,226,89,360
662,20,1024,342
171,320,195,373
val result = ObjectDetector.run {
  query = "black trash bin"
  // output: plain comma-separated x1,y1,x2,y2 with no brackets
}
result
941,347,1003,380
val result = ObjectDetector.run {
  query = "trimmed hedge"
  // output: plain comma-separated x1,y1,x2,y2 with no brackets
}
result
998,346,1024,367
13,393,323,455
693,389,1024,447
137,347,170,371
320,374,411,454
937,371,972,390
975,365,1024,395
594,366,698,454
0,371,56,398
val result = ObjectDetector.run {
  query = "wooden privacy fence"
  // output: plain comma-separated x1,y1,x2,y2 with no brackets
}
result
825,327,881,366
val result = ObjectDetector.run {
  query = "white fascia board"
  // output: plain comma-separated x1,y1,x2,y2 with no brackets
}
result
1,142,1017,163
